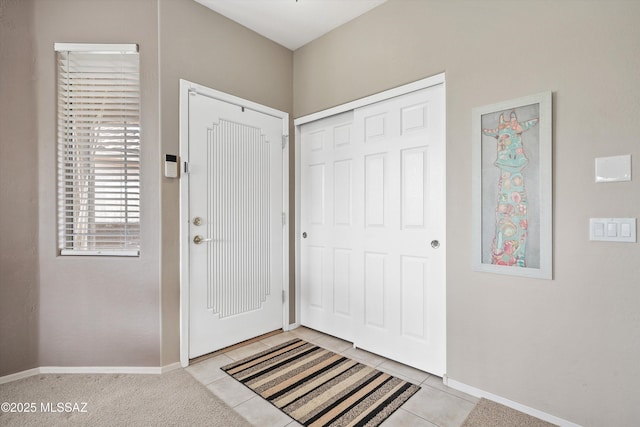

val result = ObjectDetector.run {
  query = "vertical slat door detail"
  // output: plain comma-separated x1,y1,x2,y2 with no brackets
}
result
207,119,271,318
188,91,284,359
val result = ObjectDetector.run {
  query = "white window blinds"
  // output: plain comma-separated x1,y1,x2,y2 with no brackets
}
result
55,43,140,256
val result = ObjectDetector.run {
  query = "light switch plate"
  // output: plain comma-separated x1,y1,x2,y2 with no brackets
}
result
595,155,631,183
590,218,636,242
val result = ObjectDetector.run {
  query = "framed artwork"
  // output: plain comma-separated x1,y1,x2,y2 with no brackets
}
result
472,92,552,279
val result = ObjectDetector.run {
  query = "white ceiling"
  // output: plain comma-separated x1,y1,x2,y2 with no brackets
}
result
194,0,387,51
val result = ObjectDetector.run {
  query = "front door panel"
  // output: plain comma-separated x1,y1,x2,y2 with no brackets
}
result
189,93,284,358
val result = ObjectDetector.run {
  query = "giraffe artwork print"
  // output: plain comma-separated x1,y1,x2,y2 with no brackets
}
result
482,109,539,268
473,92,552,279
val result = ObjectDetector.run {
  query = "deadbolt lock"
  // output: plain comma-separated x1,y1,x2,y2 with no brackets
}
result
193,217,202,226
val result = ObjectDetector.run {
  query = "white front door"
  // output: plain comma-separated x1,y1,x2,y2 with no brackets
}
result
187,91,285,359
300,84,446,375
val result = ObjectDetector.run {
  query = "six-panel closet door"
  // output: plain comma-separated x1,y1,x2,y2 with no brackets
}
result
300,84,446,375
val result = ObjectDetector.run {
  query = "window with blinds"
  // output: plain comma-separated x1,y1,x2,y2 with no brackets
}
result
55,43,140,256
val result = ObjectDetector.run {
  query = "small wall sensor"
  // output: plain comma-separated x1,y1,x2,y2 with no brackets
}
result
164,154,179,178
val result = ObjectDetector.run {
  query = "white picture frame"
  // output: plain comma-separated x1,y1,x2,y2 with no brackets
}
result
472,92,553,280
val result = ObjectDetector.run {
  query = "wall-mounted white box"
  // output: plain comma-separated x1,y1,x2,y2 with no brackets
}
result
595,155,631,183
589,218,636,242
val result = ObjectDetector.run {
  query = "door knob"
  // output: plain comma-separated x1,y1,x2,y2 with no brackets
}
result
193,235,213,244
302,232,307,239
431,240,440,249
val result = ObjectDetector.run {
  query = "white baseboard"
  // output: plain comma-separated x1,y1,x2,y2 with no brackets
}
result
0,368,40,385
161,362,182,373
0,364,184,385
445,378,582,427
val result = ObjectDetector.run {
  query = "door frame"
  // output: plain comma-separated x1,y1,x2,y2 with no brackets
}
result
293,72,446,368
179,79,290,367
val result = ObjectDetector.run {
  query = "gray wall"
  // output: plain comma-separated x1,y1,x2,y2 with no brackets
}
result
0,0,39,377
0,0,293,374
34,0,162,367
157,0,294,364
293,1,640,425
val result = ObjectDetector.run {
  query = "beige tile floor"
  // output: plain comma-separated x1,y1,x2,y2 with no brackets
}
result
186,327,478,427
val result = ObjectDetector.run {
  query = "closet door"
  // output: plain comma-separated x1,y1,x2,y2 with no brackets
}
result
300,111,359,341
300,84,446,375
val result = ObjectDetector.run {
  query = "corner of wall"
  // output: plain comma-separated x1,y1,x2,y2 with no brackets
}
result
0,0,40,378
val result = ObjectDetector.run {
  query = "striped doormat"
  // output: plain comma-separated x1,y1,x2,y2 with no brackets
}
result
221,338,420,427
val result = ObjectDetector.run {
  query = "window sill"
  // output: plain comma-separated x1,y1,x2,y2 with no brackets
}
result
60,249,140,257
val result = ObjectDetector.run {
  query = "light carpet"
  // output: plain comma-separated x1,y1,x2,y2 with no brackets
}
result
462,398,557,427
222,338,420,427
0,368,249,426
